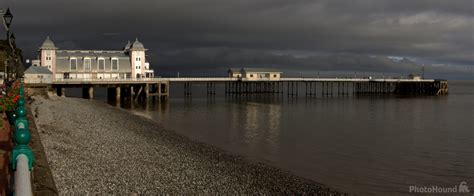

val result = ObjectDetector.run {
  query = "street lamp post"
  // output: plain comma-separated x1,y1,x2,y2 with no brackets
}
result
2,8,13,38
1,7,19,80
9,32,15,48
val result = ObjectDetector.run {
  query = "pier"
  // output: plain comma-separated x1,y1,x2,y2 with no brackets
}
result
50,79,169,101
21,37,449,101
43,77,448,101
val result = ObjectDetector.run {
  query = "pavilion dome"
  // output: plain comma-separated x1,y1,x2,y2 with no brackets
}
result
124,40,131,50
131,38,145,50
40,36,56,49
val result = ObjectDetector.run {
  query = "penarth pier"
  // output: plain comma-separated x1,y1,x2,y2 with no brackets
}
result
30,73,448,101
24,37,448,101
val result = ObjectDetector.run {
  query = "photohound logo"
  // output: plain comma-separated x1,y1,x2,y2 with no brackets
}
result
459,182,470,193
409,181,471,194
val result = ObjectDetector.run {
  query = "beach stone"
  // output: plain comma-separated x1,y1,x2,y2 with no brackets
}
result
31,95,342,195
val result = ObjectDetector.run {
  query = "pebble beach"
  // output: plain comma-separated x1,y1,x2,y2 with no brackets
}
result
31,95,341,194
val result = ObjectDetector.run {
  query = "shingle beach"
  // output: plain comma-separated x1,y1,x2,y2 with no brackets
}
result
31,95,341,194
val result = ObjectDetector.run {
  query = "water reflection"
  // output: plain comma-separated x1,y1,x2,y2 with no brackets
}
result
105,82,474,195
111,98,170,119
266,104,281,157
244,103,259,134
237,100,283,159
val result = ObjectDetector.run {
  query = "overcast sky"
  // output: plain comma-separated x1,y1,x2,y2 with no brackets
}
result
1,0,473,79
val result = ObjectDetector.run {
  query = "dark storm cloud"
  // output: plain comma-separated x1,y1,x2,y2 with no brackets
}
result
155,47,473,79
1,0,473,79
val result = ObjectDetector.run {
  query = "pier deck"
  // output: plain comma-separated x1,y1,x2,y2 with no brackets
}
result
33,77,448,100
51,77,436,84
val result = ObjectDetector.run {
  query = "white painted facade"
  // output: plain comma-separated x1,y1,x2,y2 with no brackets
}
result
131,50,145,78
229,68,282,81
243,72,281,81
34,37,154,80
408,74,421,81
24,73,52,84
24,66,53,84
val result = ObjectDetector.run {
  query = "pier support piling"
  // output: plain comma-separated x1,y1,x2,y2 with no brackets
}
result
116,86,121,101
145,84,150,99
82,87,93,99
88,87,93,99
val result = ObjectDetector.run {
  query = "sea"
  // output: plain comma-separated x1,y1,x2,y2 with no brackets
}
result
69,80,474,195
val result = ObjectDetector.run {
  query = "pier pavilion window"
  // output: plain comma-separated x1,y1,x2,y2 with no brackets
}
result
70,58,77,70
98,58,105,70
84,58,91,71
111,58,119,70
46,51,52,60
258,73,270,79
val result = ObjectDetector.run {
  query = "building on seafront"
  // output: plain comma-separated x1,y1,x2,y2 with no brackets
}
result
227,68,242,78
33,36,154,80
24,65,53,84
228,68,282,81
408,73,421,81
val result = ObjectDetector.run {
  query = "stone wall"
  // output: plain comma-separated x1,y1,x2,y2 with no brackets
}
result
27,101,59,195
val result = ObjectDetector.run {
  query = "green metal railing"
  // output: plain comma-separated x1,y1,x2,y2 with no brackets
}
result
10,81,34,196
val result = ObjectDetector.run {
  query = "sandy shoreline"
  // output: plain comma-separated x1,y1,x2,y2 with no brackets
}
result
31,95,341,194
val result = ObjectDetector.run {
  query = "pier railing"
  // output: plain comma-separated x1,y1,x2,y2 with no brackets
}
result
169,77,239,82
279,78,435,82
49,77,448,97
10,82,34,196
52,77,238,83
52,78,167,83
51,77,435,84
